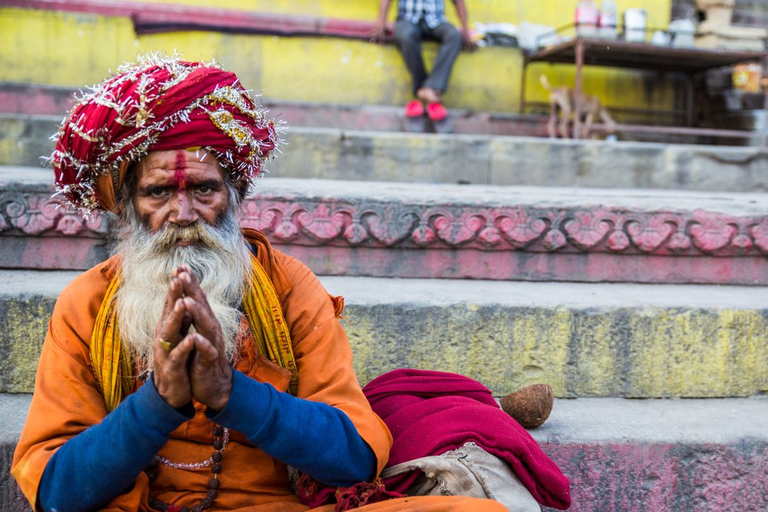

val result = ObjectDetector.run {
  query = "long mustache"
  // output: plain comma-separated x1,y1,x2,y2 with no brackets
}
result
148,221,225,253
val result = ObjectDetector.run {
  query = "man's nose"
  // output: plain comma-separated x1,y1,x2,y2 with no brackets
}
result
170,191,198,226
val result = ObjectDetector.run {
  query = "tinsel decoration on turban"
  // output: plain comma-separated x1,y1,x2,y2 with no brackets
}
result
51,53,282,214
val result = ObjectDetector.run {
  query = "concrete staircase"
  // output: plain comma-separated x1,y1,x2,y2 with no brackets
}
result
1,115,767,511
5,113,768,191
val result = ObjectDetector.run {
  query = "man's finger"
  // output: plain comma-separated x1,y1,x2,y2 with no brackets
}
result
160,276,184,320
155,334,194,370
176,269,210,311
152,334,194,408
155,298,187,358
168,335,195,365
182,297,222,351
190,333,219,366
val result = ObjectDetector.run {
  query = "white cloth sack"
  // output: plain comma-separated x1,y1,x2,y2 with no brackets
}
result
381,442,541,512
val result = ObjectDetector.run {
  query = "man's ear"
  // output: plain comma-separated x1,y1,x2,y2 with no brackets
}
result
115,163,138,215
235,180,250,203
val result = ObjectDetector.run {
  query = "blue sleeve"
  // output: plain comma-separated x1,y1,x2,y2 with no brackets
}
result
38,379,194,512
207,370,376,487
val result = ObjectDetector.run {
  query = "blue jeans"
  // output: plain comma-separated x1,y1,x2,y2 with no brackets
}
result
394,19,462,97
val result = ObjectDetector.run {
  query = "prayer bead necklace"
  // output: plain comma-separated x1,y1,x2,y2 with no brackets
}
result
145,424,228,512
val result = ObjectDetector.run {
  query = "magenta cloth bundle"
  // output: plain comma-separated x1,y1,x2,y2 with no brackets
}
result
363,369,571,510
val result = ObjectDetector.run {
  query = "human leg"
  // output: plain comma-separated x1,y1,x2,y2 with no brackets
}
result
421,23,462,94
394,20,428,97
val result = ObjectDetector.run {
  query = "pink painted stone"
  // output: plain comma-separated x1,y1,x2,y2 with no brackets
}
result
541,441,768,512
626,215,675,253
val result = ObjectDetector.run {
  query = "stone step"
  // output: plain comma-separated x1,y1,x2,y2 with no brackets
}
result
1,392,765,512
0,82,550,138
2,270,766,398
0,394,31,512
4,167,768,286
2,114,768,192
0,82,748,147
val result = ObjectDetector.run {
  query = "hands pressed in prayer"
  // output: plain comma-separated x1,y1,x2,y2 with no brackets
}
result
176,267,234,411
153,265,233,410
152,272,193,408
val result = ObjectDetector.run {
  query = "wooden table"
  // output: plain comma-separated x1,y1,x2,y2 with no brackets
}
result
520,37,768,140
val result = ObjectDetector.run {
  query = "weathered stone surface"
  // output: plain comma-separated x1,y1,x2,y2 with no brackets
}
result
0,270,70,393
2,271,767,398
0,393,33,512
269,128,493,184
0,115,59,171
0,166,111,270
3,115,768,192
664,144,768,192
2,394,766,512
489,137,667,189
541,440,768,512
533,396,768,512
337,283,768,398
5,169,768,285
0,83,548,137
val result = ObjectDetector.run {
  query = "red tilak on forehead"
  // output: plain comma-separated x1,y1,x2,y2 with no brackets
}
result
174,151,187,191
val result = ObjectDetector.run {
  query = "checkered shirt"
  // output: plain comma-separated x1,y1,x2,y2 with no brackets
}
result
397,0,454,29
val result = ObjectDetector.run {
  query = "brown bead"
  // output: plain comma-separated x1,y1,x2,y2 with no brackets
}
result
211,452,223,463
212,439,224,450
180,507,190,512
207,488,218,499
211,463,222,474
213,425,224,436
149,498,164,510
201,497,212,509
208,478,221,489
192,505,202,512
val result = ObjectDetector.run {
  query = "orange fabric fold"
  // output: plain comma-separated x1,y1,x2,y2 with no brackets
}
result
12,231,393,511
89,241,299,411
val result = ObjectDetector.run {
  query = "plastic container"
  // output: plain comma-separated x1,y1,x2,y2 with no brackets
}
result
575,1,599,37
623,8,647,43
598,0,618,39
733,63,763,93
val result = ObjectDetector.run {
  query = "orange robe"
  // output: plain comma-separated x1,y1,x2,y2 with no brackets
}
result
12,229,503,512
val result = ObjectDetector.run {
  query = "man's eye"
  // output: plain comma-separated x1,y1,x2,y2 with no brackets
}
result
198,185,212,194
149,187,167,197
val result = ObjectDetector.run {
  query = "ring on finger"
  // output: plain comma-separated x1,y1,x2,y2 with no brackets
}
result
158,338,173,351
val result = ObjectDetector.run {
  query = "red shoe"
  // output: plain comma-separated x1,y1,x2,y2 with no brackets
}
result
426,102,447,121
405,100,424,118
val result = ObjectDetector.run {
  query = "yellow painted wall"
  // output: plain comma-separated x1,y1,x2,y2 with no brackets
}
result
0,1,673,113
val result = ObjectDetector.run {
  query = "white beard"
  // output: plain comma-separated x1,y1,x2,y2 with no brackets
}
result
113,201,251,377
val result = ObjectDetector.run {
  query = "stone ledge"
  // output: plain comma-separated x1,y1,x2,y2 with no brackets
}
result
2,394,766,512
4,171,768,285
3,115,768,192
2,271,766,398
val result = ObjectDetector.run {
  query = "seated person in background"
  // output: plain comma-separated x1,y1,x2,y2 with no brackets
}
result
11,55,505,512
372,0,477,131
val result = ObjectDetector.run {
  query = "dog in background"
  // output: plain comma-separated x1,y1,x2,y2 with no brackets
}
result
540,75,617,139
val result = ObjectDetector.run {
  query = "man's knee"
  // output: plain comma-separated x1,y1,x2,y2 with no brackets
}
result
394,21,422,47
439,24,462,47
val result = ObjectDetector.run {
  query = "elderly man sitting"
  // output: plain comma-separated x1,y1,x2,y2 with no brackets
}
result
11,55,508,512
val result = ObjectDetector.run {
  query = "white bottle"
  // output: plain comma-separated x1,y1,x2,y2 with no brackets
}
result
575,0,598,37
598,0,618,39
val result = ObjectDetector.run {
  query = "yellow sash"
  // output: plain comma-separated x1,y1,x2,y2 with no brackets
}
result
90,253,298,412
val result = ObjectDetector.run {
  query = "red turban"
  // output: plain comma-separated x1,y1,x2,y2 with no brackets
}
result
52,54,281,213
